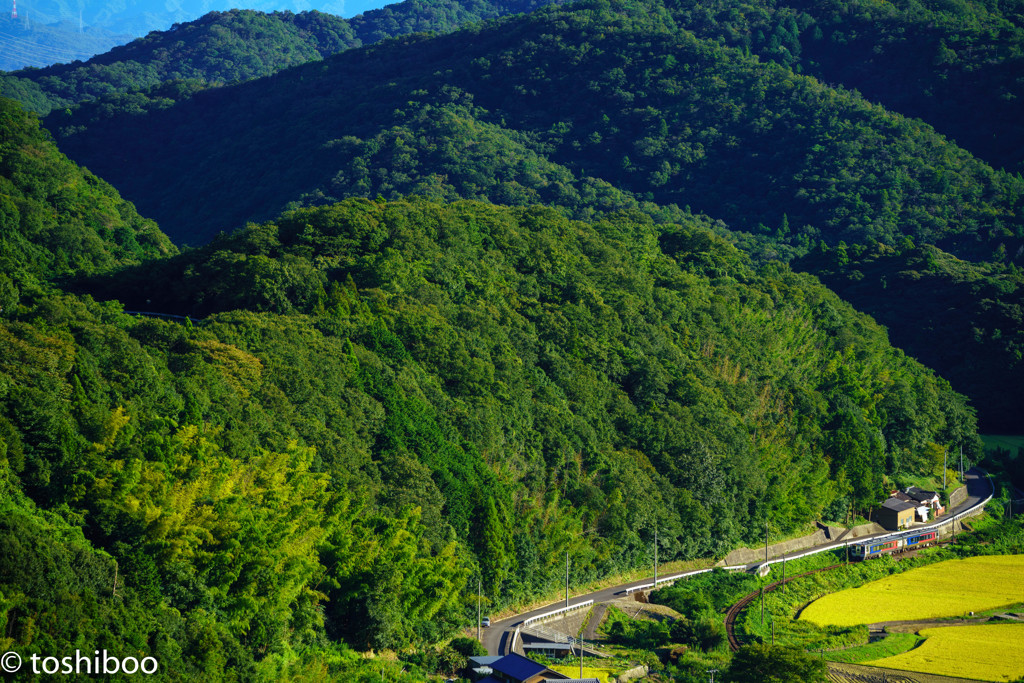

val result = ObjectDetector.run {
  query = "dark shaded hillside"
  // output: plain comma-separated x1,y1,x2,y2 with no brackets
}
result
9,0,1023,172
662,0,1024,173
798,242,1024,433
0,97,173,291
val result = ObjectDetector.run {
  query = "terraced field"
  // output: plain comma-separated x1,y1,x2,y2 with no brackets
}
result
867,623,1024,682
801,556,1024,627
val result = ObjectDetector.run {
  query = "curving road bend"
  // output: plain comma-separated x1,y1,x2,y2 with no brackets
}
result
483,468,993,655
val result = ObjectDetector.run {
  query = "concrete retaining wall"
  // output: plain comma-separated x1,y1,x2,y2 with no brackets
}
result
949,483,968,508
844,521,886,538
617,665,648,682
721,521,882,566
722,528,828,566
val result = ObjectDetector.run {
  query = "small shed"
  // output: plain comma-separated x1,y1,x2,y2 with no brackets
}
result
523,642,573,659
877,498,916,530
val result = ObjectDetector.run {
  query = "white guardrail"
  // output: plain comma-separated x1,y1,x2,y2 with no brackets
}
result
624,567,715,595
522,599,594,627
622,470,996,593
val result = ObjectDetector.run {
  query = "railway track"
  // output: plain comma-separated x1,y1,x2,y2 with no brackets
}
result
724,539,958,651
724,565,841,651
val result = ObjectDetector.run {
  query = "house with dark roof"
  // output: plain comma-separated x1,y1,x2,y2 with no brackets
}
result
877,498,916,530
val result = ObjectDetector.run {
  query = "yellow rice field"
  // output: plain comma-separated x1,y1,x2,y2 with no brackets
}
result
550,666,617,682
866,623,1024,682
801,555,1024,627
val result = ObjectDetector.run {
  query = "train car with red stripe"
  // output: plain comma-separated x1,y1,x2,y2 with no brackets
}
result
850,529,939,560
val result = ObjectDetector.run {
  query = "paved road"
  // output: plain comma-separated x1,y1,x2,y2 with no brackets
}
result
483,468,993,655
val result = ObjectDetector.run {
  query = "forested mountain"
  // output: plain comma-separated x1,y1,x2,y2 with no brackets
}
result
9,0,346,33
0,11,357,113
8,0,1024,168
35,0,1024,429
0,0,348,72
50,0,1024,255
1,92,976,678
1,0,568,115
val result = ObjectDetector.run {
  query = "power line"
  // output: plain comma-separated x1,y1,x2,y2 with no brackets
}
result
0,44,70,67
0,29,97,59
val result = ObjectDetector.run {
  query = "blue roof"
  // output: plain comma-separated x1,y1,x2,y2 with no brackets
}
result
491,652,548,681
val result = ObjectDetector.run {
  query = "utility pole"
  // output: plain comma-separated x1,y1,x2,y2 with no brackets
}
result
943,446,947,492
782,554,786,592
960,444,964,484
565,551,569,609
654,526,658,587
477,576,482,642
760,586,764,625
765,520,769,564
707,668,719,683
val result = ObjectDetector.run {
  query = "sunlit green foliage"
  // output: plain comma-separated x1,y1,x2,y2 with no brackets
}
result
1,181,980,676
81,196,978,527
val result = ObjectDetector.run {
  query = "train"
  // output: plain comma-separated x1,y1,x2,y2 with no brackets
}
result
850,529,939,560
